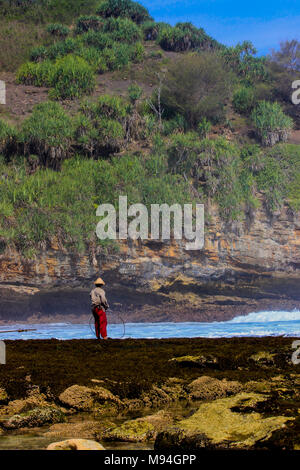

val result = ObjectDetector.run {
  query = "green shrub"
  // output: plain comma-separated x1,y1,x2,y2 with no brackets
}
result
81,95,129,121
76,95,129,156
97,118,125,149
110,42,132,68
21,102,74,168
0,120,16,156
76,15,104,33
104,95,129,119
101,47,118,70
81,30,113,50
162,114,187,136
256,156,286,211
157,23,215,52
16,60,53,87
166,135,256,220
97,0,152,24
132,41,144,62
19,55,95,100
100,42,140,71
30,46,48,62
233,86,256,114
77,46,105,72
46,23,70,38
167,132,201,174
142,21,168,41
265,144,300,212
46,38,79,60
103,17,142,43
128,83,142,103
161,52,231,127
157,26,187,52
197,118,212,138
251,101,293,146
50,55,95,99
221,42,268,83
74,114,125,157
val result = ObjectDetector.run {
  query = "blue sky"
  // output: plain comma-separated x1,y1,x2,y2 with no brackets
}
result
142,0,300,55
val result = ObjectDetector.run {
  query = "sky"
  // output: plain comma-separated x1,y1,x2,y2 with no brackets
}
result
142,0,300,56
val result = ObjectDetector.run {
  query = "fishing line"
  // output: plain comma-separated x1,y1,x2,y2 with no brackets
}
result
89,311,126,339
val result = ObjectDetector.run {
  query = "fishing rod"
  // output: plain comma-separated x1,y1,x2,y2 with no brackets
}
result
0,328,37,334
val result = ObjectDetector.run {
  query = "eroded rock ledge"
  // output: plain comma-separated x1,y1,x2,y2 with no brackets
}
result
0,204,299,322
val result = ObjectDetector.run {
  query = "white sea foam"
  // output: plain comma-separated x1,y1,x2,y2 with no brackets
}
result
228,310,300,323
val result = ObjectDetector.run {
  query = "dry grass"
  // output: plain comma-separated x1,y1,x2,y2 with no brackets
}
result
0,20,48,72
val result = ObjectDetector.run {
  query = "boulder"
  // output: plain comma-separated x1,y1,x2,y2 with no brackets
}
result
0,388,52,418
100,410,173,443
155,393,293,450
2,407,65,430
169,355,219,368
47,439,105,451
187,376,242,400
58,385,121,412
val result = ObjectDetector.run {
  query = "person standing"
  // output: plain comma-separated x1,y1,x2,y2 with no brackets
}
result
90,278,109,340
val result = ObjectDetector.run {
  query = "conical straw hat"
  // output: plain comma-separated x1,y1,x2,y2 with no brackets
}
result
94,277,105,286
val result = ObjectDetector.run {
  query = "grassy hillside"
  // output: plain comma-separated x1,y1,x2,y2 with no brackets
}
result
0,0,299,257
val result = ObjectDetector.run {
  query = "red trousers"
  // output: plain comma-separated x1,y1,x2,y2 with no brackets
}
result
92,306,107,339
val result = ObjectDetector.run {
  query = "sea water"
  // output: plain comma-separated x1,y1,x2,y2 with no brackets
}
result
0,310,300,340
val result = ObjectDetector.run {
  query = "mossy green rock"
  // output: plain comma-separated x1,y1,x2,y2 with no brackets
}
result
100,410,173,442
0,387,8,403
250,351,276,367
3,407,65,430
170,355,218,368
155,393,293,450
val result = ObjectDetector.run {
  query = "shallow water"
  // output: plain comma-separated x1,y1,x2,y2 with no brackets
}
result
0,434,153,450
0,401,195,450
0,310,300,340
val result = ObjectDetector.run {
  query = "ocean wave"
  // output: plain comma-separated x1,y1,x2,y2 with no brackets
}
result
228,310,300,323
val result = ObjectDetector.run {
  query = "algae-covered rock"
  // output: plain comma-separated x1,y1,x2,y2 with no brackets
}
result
169,355,219,368
160,378,186,401
45,420,110,440
155,393,293,450
58,385,121,412
100,410,173,443
250,351,276,367
0,387,52,418
141,383,184,407
187,376,242,400
47,439,105,450
3,406,65,430
0,387,8,404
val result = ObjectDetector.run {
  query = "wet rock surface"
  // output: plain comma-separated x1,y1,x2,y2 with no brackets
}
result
99,410,173,443
155,393,294,450
187,376,242,400
2,407,65,430
47,438,105,450
58,385,121,413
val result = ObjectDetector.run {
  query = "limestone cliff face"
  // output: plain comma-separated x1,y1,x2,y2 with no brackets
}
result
0,203,299,322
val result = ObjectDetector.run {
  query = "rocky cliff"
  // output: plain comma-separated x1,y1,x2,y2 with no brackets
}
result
0,202,300,323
